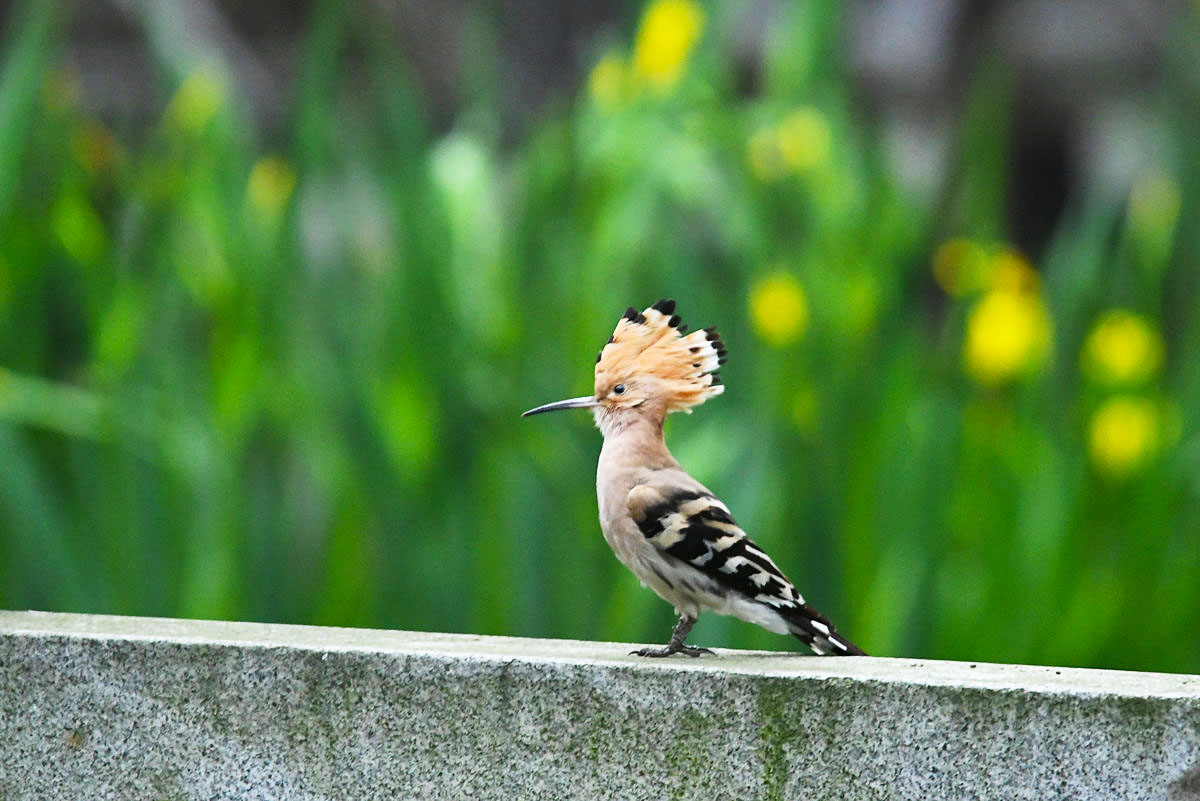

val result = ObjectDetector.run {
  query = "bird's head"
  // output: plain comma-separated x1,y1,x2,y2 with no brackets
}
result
523,299,726,428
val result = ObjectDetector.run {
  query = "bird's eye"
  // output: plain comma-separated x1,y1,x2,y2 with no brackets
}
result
613,384,626,395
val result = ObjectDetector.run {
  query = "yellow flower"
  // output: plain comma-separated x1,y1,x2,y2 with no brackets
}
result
588,52,627,110
631,0,705,92
775,107,831,172
989,249,1039,293
1088,396,1161,478
963,287,1053,386
933,241,1036,298
932,239,989,296
746,107,832,182
747,125,788,182
750,273,809,347
246,156,297,217
166,68,225,133
1082,310,1164,386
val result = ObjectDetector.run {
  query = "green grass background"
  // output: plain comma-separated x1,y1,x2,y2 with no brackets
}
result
2,0,1199,673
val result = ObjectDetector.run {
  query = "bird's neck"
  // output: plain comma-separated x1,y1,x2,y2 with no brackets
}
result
596,408,675,472
594,408,678,536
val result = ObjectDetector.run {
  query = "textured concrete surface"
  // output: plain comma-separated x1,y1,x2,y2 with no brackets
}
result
2,611,1199,800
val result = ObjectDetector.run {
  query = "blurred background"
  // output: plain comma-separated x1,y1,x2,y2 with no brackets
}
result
0,0,1197,673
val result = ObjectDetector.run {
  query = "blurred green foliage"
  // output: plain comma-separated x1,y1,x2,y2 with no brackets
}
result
1,0,1199,673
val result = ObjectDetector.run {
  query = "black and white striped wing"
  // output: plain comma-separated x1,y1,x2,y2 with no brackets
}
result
629,485,865,656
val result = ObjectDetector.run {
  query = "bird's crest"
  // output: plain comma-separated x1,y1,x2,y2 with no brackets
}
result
595,299,726,413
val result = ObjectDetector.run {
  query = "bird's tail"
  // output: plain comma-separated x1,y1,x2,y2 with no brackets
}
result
782,602,867,656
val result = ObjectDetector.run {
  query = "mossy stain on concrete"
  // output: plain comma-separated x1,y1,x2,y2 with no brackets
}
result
756,677,808,801
662,706,720,801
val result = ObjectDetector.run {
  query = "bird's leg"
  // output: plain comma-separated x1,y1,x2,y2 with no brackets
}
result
631,614,715,658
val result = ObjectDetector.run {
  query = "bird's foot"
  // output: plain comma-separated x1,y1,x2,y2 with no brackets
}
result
630,643,715,658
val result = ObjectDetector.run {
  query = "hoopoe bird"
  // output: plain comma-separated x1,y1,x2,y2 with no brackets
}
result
524,299,866,657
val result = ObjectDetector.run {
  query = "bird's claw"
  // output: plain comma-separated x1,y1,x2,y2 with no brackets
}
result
629,644,716,658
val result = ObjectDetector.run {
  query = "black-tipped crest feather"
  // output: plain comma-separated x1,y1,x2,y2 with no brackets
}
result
595,300,727,414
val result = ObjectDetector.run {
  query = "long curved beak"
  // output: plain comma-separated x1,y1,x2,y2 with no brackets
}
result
522,395,599,417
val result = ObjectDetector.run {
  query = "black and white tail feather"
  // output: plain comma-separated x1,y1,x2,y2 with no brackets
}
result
632,486,865,656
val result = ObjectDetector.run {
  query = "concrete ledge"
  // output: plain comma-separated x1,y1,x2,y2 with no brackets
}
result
2,611,1199,800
